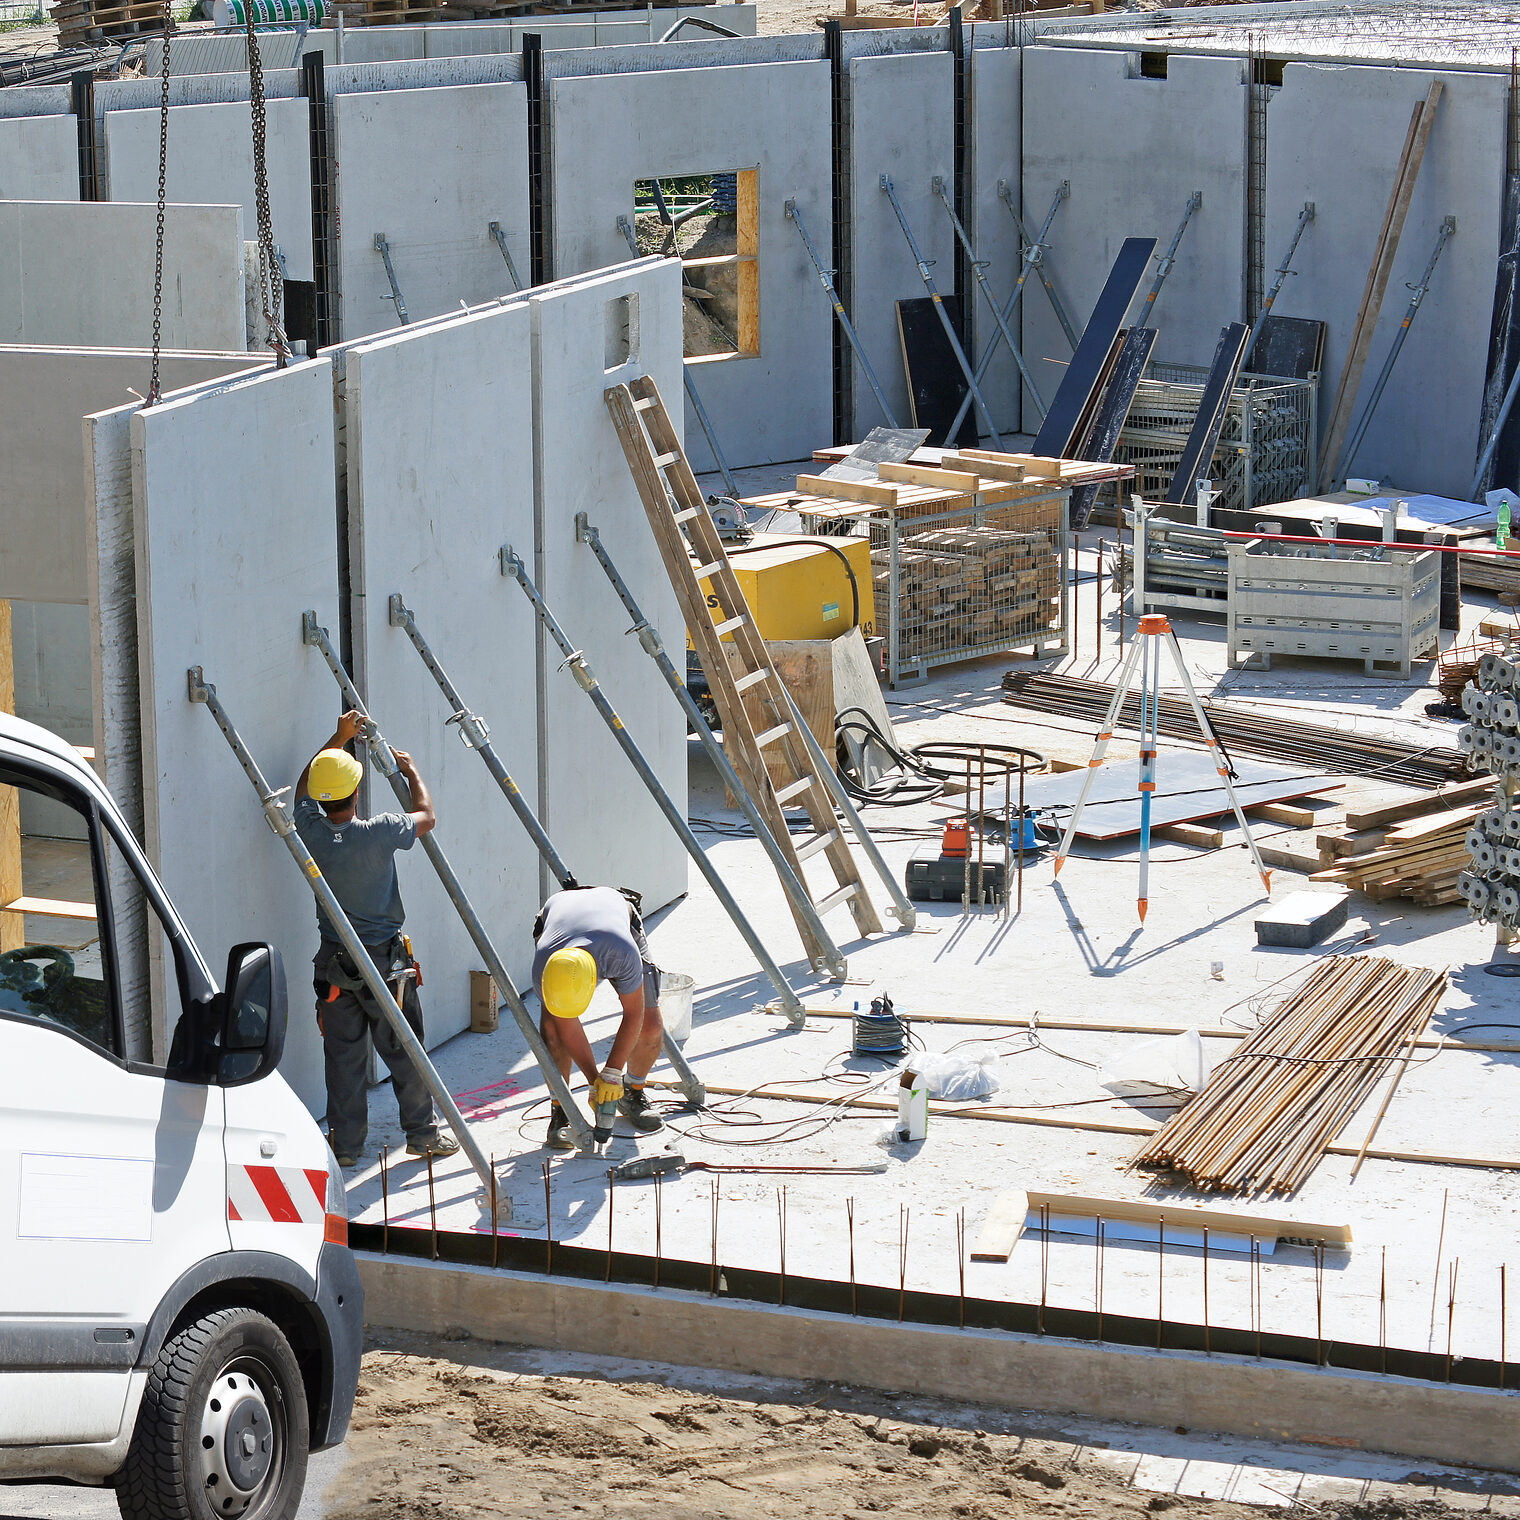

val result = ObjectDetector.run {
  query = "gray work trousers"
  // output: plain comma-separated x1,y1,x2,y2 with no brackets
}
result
316,944,439,1156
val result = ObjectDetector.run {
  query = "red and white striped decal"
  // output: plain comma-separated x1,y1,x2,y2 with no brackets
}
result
227,1165,327,1226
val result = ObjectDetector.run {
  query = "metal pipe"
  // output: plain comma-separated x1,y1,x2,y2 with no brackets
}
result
880,174,1004,448
1136,190,1203,329
372,232,409,324
299,612,595,1151
500,543,808,1027
1244,201,1315,361
487,220,523,292
186,667,505,1206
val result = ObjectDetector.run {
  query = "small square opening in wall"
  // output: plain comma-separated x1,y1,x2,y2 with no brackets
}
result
605,292,638,372
1139,50,1169,78
631,168,759,363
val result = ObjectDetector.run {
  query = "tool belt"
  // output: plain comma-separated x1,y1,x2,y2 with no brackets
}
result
317,935,414,1001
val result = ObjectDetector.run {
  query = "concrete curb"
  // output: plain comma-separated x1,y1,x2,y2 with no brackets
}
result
357,1253,1520,1472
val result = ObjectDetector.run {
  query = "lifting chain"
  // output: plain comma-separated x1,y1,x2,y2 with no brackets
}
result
147,0,174,405
245,3,289,366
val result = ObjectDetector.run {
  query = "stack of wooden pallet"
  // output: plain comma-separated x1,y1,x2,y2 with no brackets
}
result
51,0,164,44
328,0,439,23
1309,776,1496,906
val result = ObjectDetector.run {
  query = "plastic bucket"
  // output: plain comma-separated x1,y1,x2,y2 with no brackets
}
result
661,972,695,1043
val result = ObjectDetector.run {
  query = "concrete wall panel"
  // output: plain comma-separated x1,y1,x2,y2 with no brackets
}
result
847,51,954,439
1265,63,1506,497
345,304,541,1044
131,360,339,1114
531,261,687,912
548,61,832,471
1021,47,1248,402
0,115,79,200
331,83,529,339
0,348,264,605
103,98,314,281
0,200,247,350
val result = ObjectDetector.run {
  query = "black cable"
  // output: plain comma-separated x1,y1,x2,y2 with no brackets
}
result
724,535,861,631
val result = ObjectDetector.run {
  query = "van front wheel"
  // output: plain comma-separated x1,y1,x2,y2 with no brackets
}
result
116,1306,310,1520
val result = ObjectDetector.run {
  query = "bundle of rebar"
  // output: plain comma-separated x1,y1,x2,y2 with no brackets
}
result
1133,956,1446,1194
1001,671,1468,787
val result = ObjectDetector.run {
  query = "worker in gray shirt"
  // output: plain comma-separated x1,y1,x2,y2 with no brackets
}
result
295,710,459,1169
533,885,666,1149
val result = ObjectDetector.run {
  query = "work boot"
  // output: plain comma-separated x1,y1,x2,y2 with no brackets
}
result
328,1134,363,1169
407,1132,461,1160
545,1104,575,1151
618,1086,664,1134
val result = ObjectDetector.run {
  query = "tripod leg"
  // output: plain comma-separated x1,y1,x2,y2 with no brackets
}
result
1137,631,1161,922
1164,630,1273,898
1053,633,1146,876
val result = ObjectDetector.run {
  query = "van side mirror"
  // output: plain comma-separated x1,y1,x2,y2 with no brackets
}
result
217,943,287,1087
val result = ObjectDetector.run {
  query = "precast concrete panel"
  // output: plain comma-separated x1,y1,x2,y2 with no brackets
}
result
344,304,541,1045
331,81,528,339
103,98,315,281
1021,48,1248,399
0,200,247,350
0,348,263,605
967,46,1022,436
547,61,832,470
131,360,339,1114
0,115,80,200
847,51,955,440
1265,63,1505,498
530,261,687,913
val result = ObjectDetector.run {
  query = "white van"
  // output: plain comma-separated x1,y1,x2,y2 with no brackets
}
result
0,713,362,1520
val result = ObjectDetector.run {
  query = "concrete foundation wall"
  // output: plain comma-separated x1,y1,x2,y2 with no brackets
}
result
0,347,263,605
547,61,833,470
345,303,542,1044
102,98,315,281
331,83,529,339
847,51,955,439
530,260,687,911
1264,64,1506,497
0,116,79,201
360,1255,1520,1475
130,360,339,1113
0,201,248,351
1021,47,1248,395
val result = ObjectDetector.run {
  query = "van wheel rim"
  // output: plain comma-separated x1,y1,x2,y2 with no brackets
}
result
198,1360,282,1515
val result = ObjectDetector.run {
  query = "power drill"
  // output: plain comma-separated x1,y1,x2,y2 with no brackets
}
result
593,1066,622,1144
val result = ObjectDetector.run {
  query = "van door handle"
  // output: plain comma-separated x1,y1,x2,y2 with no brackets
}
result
259,1138,278,1158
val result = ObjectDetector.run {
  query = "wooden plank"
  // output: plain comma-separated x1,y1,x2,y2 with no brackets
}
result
469,970,499,1033
1156,820,1225,849
1251,801,1317,828
1024,1189,1353,1247
795,474,900,506
1,896,98,921
878,461,982,492
1345,775,1495,830
940,451,1025,482
970,1191,1028,1260
736,169,760,358
0,600,18,955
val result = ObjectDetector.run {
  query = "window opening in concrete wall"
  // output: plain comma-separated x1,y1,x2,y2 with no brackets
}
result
1253,56,1286,86
1139,51,1170,78
605,292,639,371
632,169,759,363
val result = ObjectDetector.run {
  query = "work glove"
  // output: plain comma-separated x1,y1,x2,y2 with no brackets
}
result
593,1067,625,1109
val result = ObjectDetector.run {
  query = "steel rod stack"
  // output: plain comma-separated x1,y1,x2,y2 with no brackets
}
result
1001,670,1468,787
1134,956,1446,1194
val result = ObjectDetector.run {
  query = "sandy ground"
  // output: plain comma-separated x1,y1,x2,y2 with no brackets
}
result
324,1332,1520,1520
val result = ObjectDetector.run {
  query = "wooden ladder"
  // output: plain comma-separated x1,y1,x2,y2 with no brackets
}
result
605,375,882,966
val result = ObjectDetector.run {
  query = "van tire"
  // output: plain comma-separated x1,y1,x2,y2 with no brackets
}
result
115,1306,310,1520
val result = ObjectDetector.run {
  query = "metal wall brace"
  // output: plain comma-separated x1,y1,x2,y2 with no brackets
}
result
616,214,739,497
187,666,508,1211
1136,190,1203,329
930,175,1047,421
499,543,808,1027
372,232,409,325
784,197,901,429
487,220,523,292
299,612,596,1151
880,174,1003,448
385,593,705,1105
1245,201,1315,360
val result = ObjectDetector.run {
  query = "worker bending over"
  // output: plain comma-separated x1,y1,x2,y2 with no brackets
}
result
295,711,459,1169
533,885,666,1149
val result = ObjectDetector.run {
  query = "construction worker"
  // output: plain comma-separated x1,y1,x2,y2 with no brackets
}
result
295,711,459,1169
533,885,666,1149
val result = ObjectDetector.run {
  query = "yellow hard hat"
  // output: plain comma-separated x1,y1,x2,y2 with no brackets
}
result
541,947,597,1019
309,748,363,803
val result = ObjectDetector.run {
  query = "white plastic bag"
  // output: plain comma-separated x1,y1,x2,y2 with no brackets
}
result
1096,1028,1217,1100
902,1051,1001,1102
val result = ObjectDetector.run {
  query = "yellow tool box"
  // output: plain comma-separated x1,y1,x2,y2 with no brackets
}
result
693,532,873,644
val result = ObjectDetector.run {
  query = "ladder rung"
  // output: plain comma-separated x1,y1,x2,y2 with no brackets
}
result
634,396,657,411
755,722,793,748
713,614,748,636
796,828,840,861
814,882,862,916
654,450,680,468
774,776,815,805
734,668,770,693
673,507,702,524
693,559,726,579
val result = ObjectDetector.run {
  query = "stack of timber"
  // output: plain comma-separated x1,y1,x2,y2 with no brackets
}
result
51,0,164,42
1134,955,1447,1195
1000,670,1470,787
1310,776,1496,906
1453,541,1520,596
